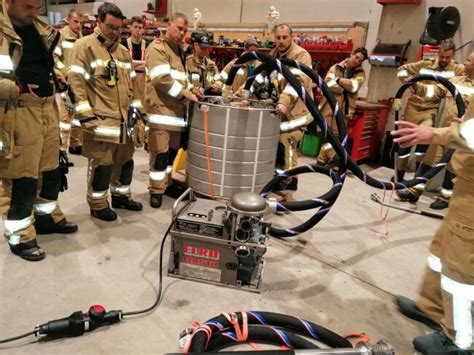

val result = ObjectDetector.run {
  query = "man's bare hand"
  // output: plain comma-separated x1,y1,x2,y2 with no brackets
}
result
275,103,288,116
451,115,464,124
27,84,40,97
391,121,435,148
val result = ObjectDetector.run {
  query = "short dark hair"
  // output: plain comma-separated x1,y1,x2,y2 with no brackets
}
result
439,39,455,52
169,12,188,25
130,16,143,26
353,47,368,61
273,23,293,35
97,2,124,22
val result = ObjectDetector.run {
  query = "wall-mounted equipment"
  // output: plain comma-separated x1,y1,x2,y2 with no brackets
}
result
368,40,411,67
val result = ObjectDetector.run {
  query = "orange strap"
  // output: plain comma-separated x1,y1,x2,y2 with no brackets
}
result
182,322,213,353
370,182,395,239
221,312,249,342
203,110,216,199
343,332,370,346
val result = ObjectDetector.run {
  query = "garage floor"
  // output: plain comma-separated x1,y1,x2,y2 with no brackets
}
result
0,150,443,354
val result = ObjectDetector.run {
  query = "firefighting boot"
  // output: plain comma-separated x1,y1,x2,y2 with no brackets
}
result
396,188,422,202
150,194,163,208
91,207,118,221
68,146,83,155
430,198,449,210
395,296,441,331
164,184,187,199
9,239,45,262
111,195,143,211
34,215,78,235
413,332,471,354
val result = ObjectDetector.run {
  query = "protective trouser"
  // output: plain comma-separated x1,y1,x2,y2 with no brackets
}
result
396,104,436,178
148,128,181,194
277,129,304,172
56,93,72,151
0,94,65,246
417,181,474,351
83,135,135,210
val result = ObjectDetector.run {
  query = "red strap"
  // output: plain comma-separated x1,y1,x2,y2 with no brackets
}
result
182,323,213,353
203,110,216,199
221,312,249,341
343,332,370,346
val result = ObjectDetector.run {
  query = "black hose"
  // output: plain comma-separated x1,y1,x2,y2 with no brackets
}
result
185,311,352,352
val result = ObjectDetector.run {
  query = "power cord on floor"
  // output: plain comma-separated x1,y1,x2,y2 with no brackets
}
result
0,210,182,344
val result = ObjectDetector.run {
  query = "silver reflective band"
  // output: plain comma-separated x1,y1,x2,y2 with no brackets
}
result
117,61,132,70
149,170,167,181
60,122,72,130
75,101,92,113
34,201,58,215
427,253,442,273
213,74,221,82
191,73,200,81
425,85,435,98
255,73,265,84
0,55,14,72
397,69,409,78
327,79,337,88
88,190,108,199
148,114,187,128
419,68,455,79
350,79,359,93
275,169,285,174
440,188,453,198
4,216,33,235
69,65,91,80
131,100,142,108
282,85,299,98
277,73,284,82
8,235,21,246
0,140,3,150
455,85,474,96
54,46,63,56
110,185,131,194
441,274,474,349
149,64,171,80
94,126,121,137
280,114,312,132
90,59,106,68
167,81,183,98
56,61,66,70
170,69,187,81
460,119,474,149
236,68,245,76
166,165,173,173
62,40,75,49
398,153,411,159
414,152,426,156
290,68,303,76
130,71,137,79
413,183,425,190
72,119,81,127
220,71,228,80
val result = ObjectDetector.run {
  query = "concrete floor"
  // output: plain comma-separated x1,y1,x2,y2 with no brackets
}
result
0,150,444,354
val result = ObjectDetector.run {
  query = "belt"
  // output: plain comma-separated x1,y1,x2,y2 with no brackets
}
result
0,98,26,107
135,70,145,74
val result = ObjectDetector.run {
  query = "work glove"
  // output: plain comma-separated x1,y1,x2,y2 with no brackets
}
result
58,150,71,192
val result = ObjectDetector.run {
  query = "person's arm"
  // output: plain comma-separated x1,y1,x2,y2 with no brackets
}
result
396,60,427,83
336,70,365,94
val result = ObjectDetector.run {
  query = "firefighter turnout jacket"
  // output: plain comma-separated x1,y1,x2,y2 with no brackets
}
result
186,53,220,92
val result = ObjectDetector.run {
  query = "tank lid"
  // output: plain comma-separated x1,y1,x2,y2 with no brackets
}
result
230,192,267,213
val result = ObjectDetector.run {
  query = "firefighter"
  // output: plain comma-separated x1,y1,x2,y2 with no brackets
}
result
54,9,83,156
0,0,78,261
186,32,221,96
270,23,313,193
144,12,198,209
121,16,148,102
316,47,368,166
394,39,464,182
392,108,474,354
396,51,474,209
220,38,260,96
68,2,143,221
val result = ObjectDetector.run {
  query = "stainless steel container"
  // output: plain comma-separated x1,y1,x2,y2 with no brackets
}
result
187,102,280,198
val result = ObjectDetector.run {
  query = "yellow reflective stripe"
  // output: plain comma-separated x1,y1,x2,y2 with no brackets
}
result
282,84,299,98
0,55,14,72
0,139,4,150
130,70,137,79
62,40,75,49
90,59,107,68
34,201,58,215
397,69,409,78
60,122,71,130
117,61,132,69
350,79,360,93
149,64,171,80
290,68,303,76
280,114,312,132
72,119,81,127
94,126,121,137
88,190,108,199
236,68,245,76
56,61,66,70
4,216,33,235
149,170,167,181
69,65,90,80
427,253,442,273
460,119,474,149
420,68,455,78
167,81,183,97
170,69,187,81
327,79,337,88
440,188,453,198
147,114,187,127
213,73,221,81
75,101,92,114
110,185,130,194
455,84,474,96
191,73,200,81
255,73,265,84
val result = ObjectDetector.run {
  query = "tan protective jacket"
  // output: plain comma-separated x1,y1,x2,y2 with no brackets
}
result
0,2,60,159
186,54,220,92
322,59,366,117
68,27,140,144
54,25,82,82
270,42,313,131
144,37,193,132
397,59,464,111
220,57,261,95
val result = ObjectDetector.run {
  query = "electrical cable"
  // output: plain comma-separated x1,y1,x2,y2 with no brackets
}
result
0,331,36,344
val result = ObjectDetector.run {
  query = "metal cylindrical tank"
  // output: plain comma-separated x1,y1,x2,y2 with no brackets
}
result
187,101,280,198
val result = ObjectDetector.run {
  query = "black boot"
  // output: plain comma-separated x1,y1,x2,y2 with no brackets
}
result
164,184,187,199
396,189,420,202
111,195,143,211
395,296,441,331
413,332,470,354
34,215,78,235
430,199,449,210
68,146,82,155
9,239,45,262
150,194,163,208
91,207,117,221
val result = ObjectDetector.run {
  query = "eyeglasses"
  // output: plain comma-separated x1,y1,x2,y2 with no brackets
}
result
104,23,121,32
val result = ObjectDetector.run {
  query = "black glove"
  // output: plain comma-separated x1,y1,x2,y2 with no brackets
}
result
59,150,70,192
